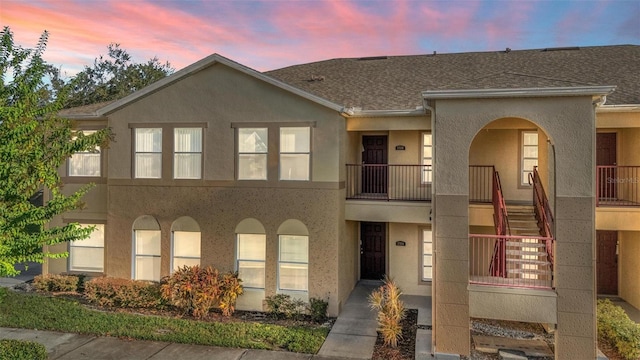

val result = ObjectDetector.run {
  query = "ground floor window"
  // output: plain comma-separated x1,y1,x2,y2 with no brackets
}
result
172,231,201,271
237,234,266,288
278,235,308,291
134,229,161,281
69,224,104,272
422,229,433,281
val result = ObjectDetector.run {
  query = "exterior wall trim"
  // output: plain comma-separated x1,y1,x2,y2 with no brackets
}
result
422,86,616,100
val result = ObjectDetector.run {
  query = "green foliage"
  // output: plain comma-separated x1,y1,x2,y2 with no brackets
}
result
218,271,244,317
0,339,47,360
64,43,173,108
308,297,329,323
160,265,221,318
597,299,640,360
0,27,112,277
0,290,328,353
84,277,164,309
369,276,406,348
265,294,306,320
33,274,79,292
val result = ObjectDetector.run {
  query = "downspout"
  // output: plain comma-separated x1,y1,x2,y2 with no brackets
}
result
422,98,436,356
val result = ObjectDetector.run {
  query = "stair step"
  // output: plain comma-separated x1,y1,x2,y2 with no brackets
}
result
506,250,548,256
508,268,551,275
507,241,546,248
507,258,550,265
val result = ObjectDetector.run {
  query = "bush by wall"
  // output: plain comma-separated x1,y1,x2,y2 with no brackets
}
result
265,294,306,320
308,297,329,323
218,271,244,317
0,339,47,360
84,277,164,309
597,299,640,360
33,274,79,293
369,276,406,348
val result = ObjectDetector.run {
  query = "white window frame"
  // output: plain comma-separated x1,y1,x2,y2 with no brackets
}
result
171,231,201,272
69,130,101,177
278,235,309,292
521,131,538,186
134,128,162,179
133,229,161,281
237,128,268,180
236,234,266,289
69,223,105,272
279,127,310,181
422,132,433,184
421,229,433,282
173,127,203,179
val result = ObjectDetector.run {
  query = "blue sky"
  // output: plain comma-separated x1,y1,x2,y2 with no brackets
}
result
2,0,638,75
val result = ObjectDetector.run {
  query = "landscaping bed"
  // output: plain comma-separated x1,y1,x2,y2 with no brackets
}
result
372,309,418,360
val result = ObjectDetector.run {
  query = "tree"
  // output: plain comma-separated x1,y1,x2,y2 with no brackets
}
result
0,27,112,276
64,43,173,107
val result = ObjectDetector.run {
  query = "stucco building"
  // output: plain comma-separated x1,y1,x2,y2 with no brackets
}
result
48,45,640,359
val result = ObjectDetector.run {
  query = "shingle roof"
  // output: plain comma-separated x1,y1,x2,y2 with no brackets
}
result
266,45,640,110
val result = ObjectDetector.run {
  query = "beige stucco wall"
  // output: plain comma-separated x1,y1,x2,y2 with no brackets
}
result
469,286,557,324
619,231,640,310
596,109,640,129
432,96,597,358
387,223,431,296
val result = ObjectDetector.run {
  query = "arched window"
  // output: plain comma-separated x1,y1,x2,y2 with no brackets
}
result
235,218,266,289
171,216,201,272
132,215,161,281
277,219,309,292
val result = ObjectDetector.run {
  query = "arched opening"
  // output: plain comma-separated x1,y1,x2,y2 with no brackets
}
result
468,117,555,289
132,215,161,281
277,219,309,293
235,218,266,289
171,216,201,272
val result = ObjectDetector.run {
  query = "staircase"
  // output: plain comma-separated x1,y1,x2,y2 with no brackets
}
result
505,205,553,286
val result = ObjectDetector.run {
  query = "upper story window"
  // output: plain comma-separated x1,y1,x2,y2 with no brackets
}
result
69,130,101,177
422,133,432,183
521,131,538,185
174,128,202,179
280,127,310,181
238,128,268,180
134,128,162,179
69,223,104,272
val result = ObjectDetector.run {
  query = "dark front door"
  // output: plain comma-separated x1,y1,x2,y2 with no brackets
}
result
362,136,388,194
597,133,617,199
597,230,618,295
361,222,386,280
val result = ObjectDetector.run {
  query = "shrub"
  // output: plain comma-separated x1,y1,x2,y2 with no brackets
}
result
0,339,47,360
597,299,640,360
369,276,406,348
265,294,306,320
33,274,79,293
218,271,244,317
84,277,164,309
160,265,221,318
308,297,329,323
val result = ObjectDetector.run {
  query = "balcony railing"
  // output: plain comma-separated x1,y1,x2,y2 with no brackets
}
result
597,166,640,207
469,165,495,203
470,234,554,289
346,164,430,201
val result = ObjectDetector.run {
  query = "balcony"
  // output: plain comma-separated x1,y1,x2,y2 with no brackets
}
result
597,166,640,207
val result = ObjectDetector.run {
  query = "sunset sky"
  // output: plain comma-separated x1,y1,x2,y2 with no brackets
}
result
2,0,639,77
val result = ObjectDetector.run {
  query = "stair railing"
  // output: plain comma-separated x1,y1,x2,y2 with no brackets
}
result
489,170,510,277
529,167,555,268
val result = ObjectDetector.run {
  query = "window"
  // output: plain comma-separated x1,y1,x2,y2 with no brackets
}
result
69,130,101,177
172,231,201,270
280,127,310,181
237,234,266,288
278,235,308,291
238,128,268,180
422,229,432,281
174,128,202,179
69,224,104,272
422,133,432,183
521,131,538,185
135,128,162,178
134,230,161,281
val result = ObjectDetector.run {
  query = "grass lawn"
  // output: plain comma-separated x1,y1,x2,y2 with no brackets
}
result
0,289,328,353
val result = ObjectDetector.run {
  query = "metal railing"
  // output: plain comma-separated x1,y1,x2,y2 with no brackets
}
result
345,164,431,201
469,165,495,203
489,170,510,277
470,234,554,289
597,166,640,207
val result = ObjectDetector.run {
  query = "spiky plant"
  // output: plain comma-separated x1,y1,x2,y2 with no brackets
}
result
368,276,406,348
